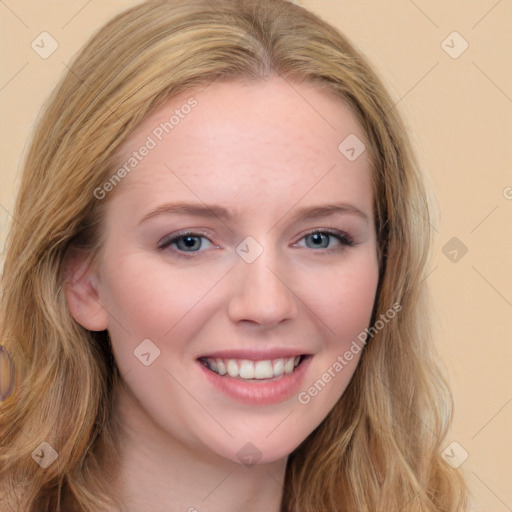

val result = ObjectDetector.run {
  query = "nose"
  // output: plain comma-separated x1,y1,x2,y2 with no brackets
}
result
227,245,299,328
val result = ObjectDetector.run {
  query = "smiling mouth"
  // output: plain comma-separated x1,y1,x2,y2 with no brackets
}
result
198,355,309,381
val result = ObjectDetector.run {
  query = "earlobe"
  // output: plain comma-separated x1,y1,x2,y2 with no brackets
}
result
62,248,109,332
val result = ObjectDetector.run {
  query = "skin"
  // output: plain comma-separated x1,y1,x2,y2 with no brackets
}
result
66,77,379,512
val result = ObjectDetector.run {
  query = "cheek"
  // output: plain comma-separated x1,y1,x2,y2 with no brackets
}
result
97,251,231,387
292,255,378,435
333,271,378,338
100,252,217,338
305,251,379,339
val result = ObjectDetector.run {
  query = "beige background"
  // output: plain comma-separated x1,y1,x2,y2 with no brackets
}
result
1,1,510,510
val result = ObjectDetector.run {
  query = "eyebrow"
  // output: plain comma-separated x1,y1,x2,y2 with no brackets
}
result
138,201,370,225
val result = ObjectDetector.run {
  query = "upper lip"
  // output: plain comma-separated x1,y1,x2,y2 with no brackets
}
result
198,348,311,360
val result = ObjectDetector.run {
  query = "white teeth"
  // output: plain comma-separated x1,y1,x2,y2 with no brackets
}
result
226,359,239,377
239,360,255,379
203,356,302,380
215,358,227,376
284,357,295,374
272,359,284,376
254,360,274,379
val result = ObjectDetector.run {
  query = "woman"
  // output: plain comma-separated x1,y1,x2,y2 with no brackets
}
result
0,0,469,510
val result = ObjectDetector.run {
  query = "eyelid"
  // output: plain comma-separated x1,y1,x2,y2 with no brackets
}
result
158,227,356,258
293,228,355,247
157,229,214,250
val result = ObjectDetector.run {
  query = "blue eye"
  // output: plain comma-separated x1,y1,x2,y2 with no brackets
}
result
159,229,355,259
159,232,212,254
298,230,354,250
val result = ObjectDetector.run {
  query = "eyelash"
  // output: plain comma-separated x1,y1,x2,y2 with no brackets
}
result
298,229,355,252
158,229,356,259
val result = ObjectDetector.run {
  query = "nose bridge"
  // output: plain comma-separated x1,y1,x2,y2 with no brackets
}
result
241,249,281,290
227,236,298,325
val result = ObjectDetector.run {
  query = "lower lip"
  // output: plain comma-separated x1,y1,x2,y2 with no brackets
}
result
198,357,312,406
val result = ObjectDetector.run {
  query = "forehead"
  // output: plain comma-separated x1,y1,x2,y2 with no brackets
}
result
110,78,372,214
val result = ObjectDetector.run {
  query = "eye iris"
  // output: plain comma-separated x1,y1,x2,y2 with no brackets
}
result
177,235,202,251
306,233,329,249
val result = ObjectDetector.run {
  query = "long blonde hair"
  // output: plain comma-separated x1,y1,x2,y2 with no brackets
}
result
0,0,469,510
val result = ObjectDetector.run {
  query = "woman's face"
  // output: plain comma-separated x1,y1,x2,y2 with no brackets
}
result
72,78,379,465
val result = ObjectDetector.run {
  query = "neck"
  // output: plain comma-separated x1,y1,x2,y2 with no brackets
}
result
106,382,287,512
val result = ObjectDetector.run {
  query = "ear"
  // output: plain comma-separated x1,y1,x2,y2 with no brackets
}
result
62,248,109,332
